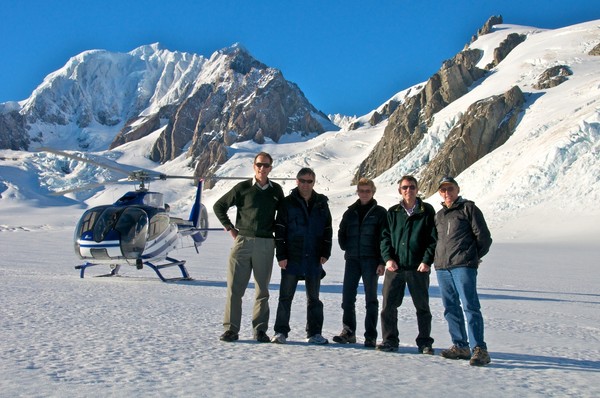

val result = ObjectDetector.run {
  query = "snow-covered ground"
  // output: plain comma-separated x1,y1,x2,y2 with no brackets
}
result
0,206,598,397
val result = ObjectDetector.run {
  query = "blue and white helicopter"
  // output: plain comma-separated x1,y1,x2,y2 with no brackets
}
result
43,148,220,282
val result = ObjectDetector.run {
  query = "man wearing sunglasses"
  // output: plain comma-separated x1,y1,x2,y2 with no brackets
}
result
271,167,333,344
214,152,285,343
434,176,493,366
377,175,437,354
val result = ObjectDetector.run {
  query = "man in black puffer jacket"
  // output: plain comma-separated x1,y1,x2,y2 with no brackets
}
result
377,175,437,354
333,178,387,348
271,168,333,345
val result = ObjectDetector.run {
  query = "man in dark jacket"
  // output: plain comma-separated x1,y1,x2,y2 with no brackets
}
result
377,176,437,354
434,176,493,366
213,152,285,343
271,168,333,345
334,178,387,347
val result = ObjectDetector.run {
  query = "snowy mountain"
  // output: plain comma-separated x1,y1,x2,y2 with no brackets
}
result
1,18,600,243
0,42,335,179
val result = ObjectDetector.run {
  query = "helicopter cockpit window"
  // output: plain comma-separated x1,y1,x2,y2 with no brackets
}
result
115,207,149,259
93,207,123,243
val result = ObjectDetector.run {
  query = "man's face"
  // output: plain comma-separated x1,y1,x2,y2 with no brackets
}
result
399,179,417,203
439,183,459,206
296,174,315,197
357,184,374,204
253,155,272,181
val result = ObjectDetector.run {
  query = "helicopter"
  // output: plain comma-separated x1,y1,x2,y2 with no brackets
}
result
41,147,222,282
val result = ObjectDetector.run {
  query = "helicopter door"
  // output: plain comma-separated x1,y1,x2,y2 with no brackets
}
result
115,208,149,259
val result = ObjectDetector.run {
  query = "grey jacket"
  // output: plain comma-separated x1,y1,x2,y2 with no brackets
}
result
434,197,492,270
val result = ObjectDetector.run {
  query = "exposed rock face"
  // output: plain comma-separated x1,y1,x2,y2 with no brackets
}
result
470,15,503,43
129,47,331,179
418,86,525,195
485,33,527,70
353,49,485,182
533,65,573,89
590,43,600,56
0,109,28,150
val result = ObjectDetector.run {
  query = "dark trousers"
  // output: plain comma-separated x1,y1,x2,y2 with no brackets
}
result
380,269,434,348
341,257,380,339
274,270,324,338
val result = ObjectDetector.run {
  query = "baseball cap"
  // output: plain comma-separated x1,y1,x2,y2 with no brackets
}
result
438,176,459,190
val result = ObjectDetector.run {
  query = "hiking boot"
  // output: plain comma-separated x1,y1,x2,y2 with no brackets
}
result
271,332,287,344
306,334,329,344
364,338,377,348
376,341,398,352
255,330,271,343
219,330,239,342
440,345,471,360
469,347,491,366
332,329,356,344
419,346,435,355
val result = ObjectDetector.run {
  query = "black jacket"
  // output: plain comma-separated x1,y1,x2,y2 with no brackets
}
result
275,188,333,277
338,199,387,262
380,198,437,270
434,197,492,270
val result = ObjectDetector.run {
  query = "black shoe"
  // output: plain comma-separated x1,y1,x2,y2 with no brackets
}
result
364,338,377,348
255,330,271,343
220,330,239,342
419,345,435,355
376,341,398,352
332,329,356,344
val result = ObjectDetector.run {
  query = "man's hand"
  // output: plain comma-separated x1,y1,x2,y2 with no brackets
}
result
226,227,238,239
278,259,288,269
417,263,430,273
385,260,398,272
376,264,385,276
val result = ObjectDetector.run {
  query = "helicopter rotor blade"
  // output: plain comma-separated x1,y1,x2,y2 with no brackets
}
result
208,176,296,181
38,147,133,175
48,179,128,196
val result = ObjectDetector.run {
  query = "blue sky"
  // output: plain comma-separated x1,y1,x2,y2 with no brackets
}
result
2,0,598,116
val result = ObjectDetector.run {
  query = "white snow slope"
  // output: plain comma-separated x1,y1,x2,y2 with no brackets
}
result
0,21,599,397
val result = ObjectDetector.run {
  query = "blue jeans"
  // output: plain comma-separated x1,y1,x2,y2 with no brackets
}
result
436,267,486,350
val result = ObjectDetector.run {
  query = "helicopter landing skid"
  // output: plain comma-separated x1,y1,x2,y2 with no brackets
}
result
145,257,192,282
75,257,192,282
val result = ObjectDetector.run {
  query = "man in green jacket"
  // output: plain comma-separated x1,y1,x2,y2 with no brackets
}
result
213,152,285,343
377,175,437,354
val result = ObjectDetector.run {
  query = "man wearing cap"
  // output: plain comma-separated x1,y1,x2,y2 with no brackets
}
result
434,176,493,366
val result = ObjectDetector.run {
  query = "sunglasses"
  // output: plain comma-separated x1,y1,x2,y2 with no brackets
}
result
255,163,272,168
400,185,416,191
298,178,314,184
357,189,372,194
439,186,456,193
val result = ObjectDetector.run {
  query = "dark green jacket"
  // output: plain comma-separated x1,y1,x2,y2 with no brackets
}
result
380,198,437,270
213,179,284,238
